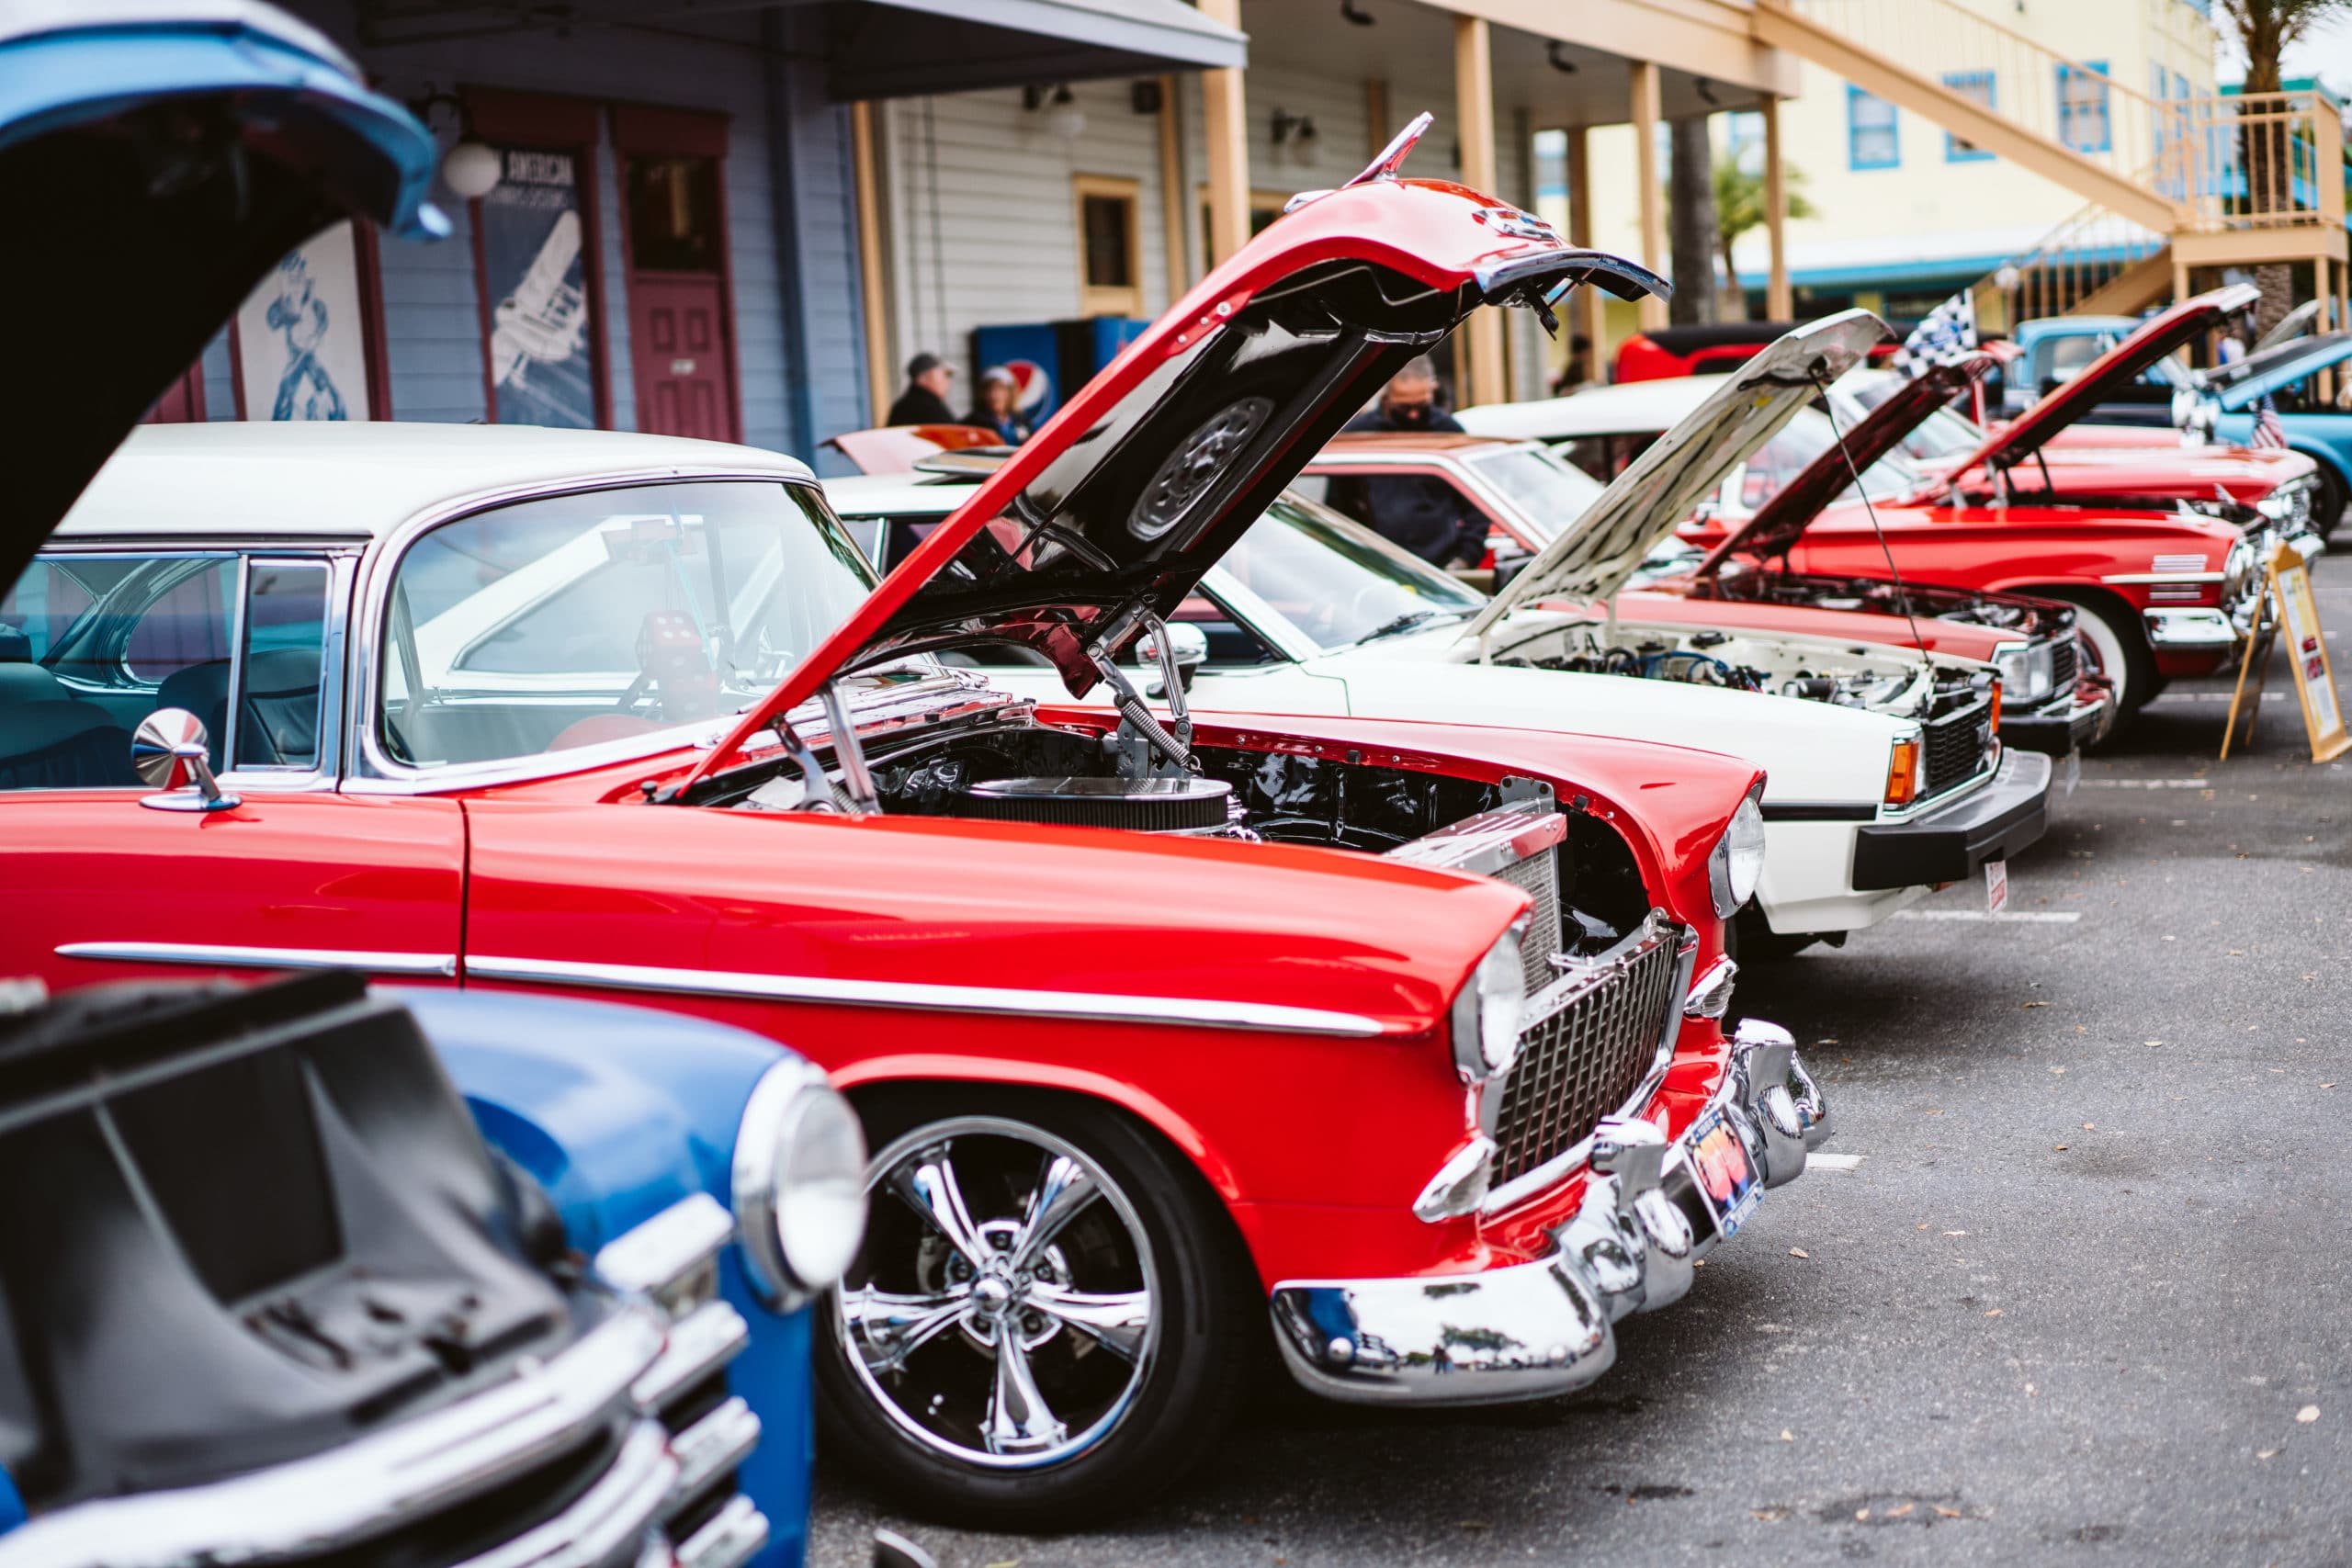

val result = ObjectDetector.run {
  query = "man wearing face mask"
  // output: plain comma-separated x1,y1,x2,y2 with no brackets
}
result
1329,358,1483,566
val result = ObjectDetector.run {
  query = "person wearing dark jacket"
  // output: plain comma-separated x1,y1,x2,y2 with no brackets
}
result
887,352,957,425
965,366,1034,446
1330,357,1481,566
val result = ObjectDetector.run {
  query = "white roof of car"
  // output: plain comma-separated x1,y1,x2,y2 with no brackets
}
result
1460,378,1724,441
820,471,974,515
52,423,817,541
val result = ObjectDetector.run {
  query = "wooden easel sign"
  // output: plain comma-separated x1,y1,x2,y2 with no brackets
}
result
2222,543,2350,762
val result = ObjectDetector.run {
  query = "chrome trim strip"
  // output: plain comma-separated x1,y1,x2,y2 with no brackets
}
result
632,1301,752,1412
595,1193,735,1304
0,1311,666,1568
665,1397,761,1506
673,1495,770,1568
466,954,1390,1037
55,941,458,977
2101,571,2224,584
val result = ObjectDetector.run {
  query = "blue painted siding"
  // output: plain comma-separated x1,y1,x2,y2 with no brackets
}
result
260,3,866,462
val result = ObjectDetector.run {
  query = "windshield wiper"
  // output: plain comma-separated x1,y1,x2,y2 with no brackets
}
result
1353,609,1459,645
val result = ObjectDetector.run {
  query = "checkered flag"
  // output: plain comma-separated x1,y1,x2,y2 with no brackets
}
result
1895,288,1977,372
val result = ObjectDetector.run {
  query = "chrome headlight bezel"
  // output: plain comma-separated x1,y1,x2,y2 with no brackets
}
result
1708,788,1769,919
1993,641,2056,703
1449,924,1526,1081
731,1059,869,1310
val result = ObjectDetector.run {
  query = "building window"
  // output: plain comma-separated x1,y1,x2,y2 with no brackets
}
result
2057,62,2112,154
1847,87,1899,170
1942,72,1996,162
1726,110,1766,176
1074,174,1143,318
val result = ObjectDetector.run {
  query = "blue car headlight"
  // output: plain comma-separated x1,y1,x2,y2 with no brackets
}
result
731,1060,867,1310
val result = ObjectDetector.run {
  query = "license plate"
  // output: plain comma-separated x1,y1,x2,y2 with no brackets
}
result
1686,1106,1761,1240
1986,858,2010,914
2063,750,2081,796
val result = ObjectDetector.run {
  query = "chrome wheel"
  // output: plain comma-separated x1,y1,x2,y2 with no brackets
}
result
837,1116,1161,1470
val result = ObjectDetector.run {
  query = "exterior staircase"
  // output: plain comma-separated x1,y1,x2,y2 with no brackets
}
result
1752,0,2346,328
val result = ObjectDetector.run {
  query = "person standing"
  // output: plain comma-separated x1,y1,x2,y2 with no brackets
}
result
887,352,957,425
966,366,1034,446
1329,357,1483,567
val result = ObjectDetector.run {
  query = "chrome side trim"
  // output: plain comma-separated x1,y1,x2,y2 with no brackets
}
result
0,1311,666,1568
55,941,458,977
465,954,1390,1038
2101,570,2224,584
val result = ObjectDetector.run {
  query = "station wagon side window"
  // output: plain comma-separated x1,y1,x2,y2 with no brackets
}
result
0,553,334,791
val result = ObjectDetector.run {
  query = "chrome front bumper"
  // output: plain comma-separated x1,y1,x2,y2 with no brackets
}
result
1268,1021,1829,1406
2146,605,2241,649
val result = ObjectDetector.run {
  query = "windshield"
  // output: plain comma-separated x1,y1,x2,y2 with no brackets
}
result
1734,408,1924,514
1464,446,1606,544
1838,370,1986,460
1214,494,1485,652
379,479,877,767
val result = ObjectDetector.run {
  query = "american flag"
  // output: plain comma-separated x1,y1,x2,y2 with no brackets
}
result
2252,392,2288,448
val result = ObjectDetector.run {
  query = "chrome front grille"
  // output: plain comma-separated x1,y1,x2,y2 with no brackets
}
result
2049,636,2078,693
1384,795,1569,993
1490,925,1683,1187
1494,848,1563,995
1921,700,1993,799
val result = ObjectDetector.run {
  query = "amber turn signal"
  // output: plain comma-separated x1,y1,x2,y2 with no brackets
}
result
1883,737,1921,807
1988,679,2002,734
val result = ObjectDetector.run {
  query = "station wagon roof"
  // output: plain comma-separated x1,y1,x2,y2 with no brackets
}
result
50,423,817,543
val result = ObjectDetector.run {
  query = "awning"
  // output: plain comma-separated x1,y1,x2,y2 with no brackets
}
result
817,0,1248,99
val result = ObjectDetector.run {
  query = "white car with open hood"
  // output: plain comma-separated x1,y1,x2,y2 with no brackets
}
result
830,313,2052,951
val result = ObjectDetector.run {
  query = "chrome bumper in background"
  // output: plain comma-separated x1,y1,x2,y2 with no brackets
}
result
1268,1021,1829,1406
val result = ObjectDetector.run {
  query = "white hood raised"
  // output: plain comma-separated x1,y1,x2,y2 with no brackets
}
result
1458,310,1889,638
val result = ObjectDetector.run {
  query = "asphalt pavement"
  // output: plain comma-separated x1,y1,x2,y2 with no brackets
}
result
810,554,2352,1568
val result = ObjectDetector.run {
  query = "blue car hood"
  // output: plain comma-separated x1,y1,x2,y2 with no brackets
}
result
1,0,442,573
2209,332,2352,413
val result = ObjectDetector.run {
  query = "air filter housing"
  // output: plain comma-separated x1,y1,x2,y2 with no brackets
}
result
961,774,1232,832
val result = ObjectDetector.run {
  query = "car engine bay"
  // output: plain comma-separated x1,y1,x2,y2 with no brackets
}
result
1475,615,1968,716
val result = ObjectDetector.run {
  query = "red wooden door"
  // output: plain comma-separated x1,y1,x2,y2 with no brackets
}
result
630,273,734,441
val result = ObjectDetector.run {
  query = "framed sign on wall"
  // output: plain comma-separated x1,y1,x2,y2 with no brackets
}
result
231,220,388,421
466,89,612,430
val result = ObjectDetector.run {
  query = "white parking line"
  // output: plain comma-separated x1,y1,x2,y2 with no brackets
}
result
1808,1152,1868,1173
1893,910,2084,923
2147,691,2286,704
2075,778,2217,789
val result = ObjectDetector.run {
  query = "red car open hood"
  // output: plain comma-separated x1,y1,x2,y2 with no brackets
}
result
1953,286,2256,475
1698,352,1995,572
685,142,1666,790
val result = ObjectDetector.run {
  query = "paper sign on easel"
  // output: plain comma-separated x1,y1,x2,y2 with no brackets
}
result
2273,550,2350,762
2222,543,2349,763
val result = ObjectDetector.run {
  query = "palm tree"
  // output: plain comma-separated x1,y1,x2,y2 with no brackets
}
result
2215,0,2350,333
1713,159,1817,318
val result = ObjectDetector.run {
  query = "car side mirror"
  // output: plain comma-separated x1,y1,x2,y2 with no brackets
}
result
1136,621,1210,696
132,708,239,813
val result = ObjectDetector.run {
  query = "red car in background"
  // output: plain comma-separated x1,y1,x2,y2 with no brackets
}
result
1465,315,2282,719
1295,429,2113,754
1614,321,1903,383
1832,290,2326,539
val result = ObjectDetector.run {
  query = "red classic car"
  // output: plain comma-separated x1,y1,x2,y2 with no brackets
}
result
1,137,1827,1528
1832,289,2327,541
1464,331,2274,719
1296,427,2113,755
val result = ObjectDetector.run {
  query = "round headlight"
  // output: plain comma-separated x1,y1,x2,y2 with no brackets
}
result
732,1062,868,1307
1451,928,1526,1080
1710,791,1769,917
